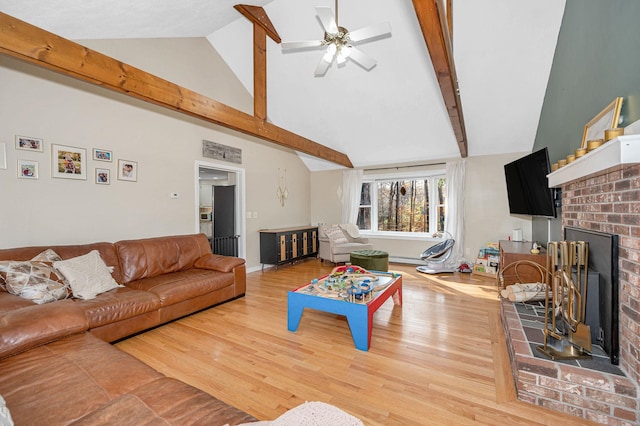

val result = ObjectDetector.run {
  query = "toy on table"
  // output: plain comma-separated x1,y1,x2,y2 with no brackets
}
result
308,264,396,303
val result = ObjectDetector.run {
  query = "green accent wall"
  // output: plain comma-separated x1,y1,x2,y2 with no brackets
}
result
533,0,640,163
532,0,640,244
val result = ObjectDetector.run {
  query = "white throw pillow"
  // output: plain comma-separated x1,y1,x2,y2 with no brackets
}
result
53,250,122,300
325,226,349,245
0,395,13,426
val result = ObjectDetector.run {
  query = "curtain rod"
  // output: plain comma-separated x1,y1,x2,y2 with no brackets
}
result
364,162,446,172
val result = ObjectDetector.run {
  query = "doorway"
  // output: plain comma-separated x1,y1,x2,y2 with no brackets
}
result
195,161,246,259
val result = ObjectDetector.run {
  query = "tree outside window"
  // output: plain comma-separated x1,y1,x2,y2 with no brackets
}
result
357,175,446,235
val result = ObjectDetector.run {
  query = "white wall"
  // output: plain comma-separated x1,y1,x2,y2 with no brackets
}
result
309,153,533,263
0,38,311,270
310,170,343,226
464,153,533,258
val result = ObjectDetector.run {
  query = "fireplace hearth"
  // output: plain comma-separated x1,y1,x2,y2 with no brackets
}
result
501,299,637,424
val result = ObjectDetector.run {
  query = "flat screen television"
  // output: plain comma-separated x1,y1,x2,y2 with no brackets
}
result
504,147,556,217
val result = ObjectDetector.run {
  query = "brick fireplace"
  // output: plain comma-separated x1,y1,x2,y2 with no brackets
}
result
502,136,640,425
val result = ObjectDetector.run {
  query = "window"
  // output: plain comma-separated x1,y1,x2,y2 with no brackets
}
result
357,174,446,236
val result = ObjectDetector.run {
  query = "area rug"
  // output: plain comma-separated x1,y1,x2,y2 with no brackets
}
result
238,401,364,426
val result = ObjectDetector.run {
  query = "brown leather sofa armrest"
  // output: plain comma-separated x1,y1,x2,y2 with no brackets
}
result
193,254,245,273
0,299,89,359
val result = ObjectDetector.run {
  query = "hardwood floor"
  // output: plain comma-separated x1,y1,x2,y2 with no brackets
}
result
116,260,596,425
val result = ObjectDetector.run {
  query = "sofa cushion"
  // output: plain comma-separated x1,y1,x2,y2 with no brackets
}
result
69,394,169,426
0,333,164,425
331,242,374,255
126,269,234,307
194,253,245,273
115,234,212,284
71,378,257,426
54,250,122,300
0,299,88,360
73,287,161,329
0,292,34,314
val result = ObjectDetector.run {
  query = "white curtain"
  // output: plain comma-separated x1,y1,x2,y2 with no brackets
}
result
445,160,466,264
341,169,363,224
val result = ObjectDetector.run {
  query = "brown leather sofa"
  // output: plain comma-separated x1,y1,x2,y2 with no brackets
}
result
0,233,256,425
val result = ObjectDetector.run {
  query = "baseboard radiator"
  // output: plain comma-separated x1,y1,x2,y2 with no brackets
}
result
389,256,422,265
211,235,239,257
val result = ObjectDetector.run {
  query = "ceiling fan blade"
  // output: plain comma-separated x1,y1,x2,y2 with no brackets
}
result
348,22,392,43
315,7,338,34
281,40,324,50
314,46,335,76
314,58,332,76
348,46,377,70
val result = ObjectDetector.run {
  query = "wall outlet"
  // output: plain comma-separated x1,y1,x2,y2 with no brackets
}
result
252,211,258,219
246,211,252,219
170,193,179,199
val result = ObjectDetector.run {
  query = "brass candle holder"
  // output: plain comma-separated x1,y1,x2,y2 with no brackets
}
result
587,139,603,152
604,128,624,141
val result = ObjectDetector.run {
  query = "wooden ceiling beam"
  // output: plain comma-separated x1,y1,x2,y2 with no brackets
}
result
234,5,281,121
412,0,468,158
0,11,353,168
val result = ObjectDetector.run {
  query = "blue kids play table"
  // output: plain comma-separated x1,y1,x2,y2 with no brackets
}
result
287,266,402,351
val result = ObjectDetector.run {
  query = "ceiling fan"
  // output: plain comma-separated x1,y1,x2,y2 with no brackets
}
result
281,1,391,76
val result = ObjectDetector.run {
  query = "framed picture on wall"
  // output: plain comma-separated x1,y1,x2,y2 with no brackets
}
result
17,159,38,179
581,97,624,148
95,168,110,185
51,144,87,180
117,159,137,182
15,135,44,152
92,148,112,162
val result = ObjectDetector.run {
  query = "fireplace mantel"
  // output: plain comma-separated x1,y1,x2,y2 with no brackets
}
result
548,135,640,187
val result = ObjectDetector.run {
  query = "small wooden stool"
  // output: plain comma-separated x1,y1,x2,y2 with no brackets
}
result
349,249,389,272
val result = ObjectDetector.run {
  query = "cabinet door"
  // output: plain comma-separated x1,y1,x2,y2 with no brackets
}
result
301,231,309,256
291,232,299,259
311,229,318,253
279,234,288,262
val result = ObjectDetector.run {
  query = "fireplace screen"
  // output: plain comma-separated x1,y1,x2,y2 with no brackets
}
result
564,227,619,364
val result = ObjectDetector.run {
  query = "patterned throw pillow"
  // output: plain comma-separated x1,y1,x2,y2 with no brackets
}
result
325,226,349,245
53,250,122,300
0,249,69,304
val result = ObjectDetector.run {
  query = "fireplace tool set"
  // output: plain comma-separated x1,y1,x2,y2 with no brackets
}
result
537,241,592,360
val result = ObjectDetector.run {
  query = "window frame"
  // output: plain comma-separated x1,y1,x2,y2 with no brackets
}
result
358,169,446,239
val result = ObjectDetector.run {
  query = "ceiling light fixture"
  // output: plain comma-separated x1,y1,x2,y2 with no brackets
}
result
281,0,391,76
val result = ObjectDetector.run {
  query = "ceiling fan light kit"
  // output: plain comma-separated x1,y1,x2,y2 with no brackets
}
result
281,1,391,76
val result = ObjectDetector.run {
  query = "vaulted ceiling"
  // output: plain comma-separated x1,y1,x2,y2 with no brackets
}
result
0,0,566,171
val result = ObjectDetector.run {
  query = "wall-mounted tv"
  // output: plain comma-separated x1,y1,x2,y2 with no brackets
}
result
504,147,556,217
